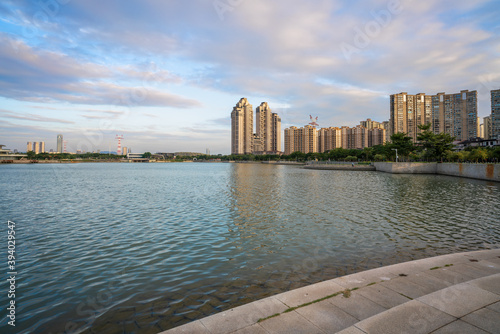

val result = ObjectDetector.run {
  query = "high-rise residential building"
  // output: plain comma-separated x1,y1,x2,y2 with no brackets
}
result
27,142,33,153
341,126,350,149
318,127,342,152
440,90,477,141
57,134,63,153
39,142,45,153
381,121,391,142
252,134,263,153
318,126,386,152
122,147,128,156
303,125,317,153
390,93,408,138
390,92,432,142
484,116,492,139
360,118,381,130
368,128,386,147
390,90,477,142
491,89,500,139
271,113,281,153
350,125,368,149
231,98,253,155
33,142,40,154
284,125,318,154
255,102,281,154
284,126,297,155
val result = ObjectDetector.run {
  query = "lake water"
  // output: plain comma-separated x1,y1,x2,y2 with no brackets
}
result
1,162,499,333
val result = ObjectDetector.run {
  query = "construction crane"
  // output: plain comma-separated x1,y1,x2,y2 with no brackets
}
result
115,135,124,155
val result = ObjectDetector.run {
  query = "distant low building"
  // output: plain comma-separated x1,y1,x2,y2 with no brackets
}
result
455,137,500,151
0,145,27,160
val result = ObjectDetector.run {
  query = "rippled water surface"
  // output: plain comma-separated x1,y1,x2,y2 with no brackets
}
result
1,162,499,333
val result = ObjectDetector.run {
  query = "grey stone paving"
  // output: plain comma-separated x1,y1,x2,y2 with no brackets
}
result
161,249,500,334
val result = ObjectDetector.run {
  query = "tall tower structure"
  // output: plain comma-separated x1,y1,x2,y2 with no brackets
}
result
256,102,272,152
115,135,124,155
33,142,40,154
255,102,282,154
436,90,477,141
491,89,500,139
57,134,63,153
390,92,408,140
27,142,33,153
231,98,253,155
272,112,281,153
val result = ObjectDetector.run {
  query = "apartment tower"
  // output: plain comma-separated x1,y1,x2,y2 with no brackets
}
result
318,127,342,152
231,98,253,155
57,134,63,153
390,90,477,142
255,102,281,154
284,125,318,155
491,89,500,139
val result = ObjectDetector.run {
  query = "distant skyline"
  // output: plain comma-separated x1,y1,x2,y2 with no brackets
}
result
0,0,499,154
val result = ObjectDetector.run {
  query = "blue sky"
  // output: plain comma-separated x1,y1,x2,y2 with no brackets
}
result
0,0,499,154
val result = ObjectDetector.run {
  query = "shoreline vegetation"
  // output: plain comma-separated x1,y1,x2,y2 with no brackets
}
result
3,127,500,164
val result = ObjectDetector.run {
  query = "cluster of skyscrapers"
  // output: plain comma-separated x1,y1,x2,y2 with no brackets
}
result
26,134,64,154
26,141,45,154
231,98,281,155
390,90,478,142
284,122,387,155
390,89,500,142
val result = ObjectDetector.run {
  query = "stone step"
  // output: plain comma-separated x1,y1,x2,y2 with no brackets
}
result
160,249,500,334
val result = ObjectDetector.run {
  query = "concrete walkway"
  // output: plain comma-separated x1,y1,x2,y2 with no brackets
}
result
161,249,500,334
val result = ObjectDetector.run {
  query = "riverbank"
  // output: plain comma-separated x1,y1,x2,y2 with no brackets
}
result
163,249,500,334
304,164,375,171
374,162,500,182
0,159,127,164
302,162,500,182
261,161,306,165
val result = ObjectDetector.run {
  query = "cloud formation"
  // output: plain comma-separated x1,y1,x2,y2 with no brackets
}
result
0,0,498,153
0,33,201,108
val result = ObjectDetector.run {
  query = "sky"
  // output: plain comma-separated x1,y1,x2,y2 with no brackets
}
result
0,0,499,154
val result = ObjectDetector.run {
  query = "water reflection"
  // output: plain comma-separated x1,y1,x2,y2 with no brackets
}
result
0,163,498,333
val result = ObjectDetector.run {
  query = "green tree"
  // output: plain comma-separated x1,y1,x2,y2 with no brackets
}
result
373,154,385,161
457,151,469,162
388,132,415,160
362,147,374,161
445,150,459,162
470,148,488,162
289,151,306,161
489,147,500,161
416,124,455,161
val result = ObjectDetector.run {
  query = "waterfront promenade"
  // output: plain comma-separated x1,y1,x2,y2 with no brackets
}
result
162,249,500,334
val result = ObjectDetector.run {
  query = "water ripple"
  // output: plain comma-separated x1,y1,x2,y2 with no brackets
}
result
0,163,499,333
